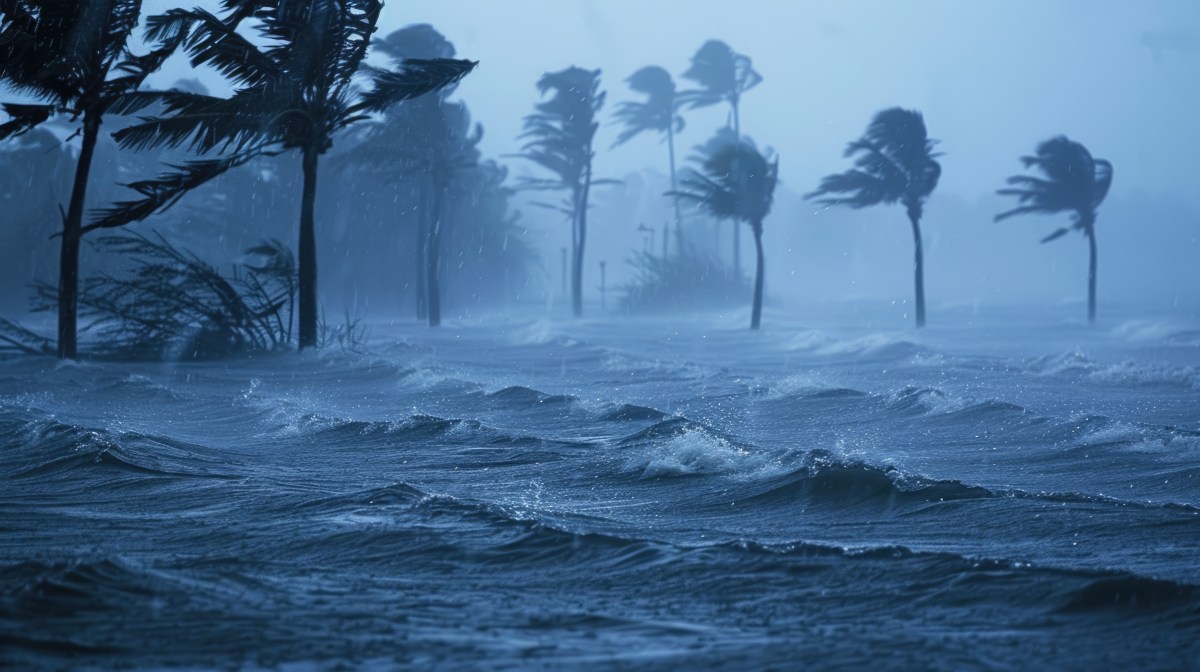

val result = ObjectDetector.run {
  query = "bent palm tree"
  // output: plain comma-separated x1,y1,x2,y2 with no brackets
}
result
514,66,609,318
672,138,778,330
96,1,475,349
613,66,686,252
807,108,941,328
995,136,1112,323
372,23,457,321
419,102,483,328
678,40,762,277
0,0,178,358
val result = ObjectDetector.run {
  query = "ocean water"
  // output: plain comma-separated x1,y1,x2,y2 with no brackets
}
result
3,304,1199,670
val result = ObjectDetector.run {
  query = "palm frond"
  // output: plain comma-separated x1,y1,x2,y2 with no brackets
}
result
995,135,1111,230
351,58,477,114
0,102,55,139
87,145,276,231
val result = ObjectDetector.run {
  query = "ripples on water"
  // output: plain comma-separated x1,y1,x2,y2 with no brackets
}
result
2,306,1199,669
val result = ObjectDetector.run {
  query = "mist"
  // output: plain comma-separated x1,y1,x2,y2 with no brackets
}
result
2,2,1199,669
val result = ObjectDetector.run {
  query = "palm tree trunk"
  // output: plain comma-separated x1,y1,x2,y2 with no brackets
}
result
57,115,101,359
427,173,444,327
731,102,742,279
297,146,320,349
573,163,592,318
907,205,926,328
667,122,683,253
1087,219,1098,324
751,221,764,330
415,176,429,320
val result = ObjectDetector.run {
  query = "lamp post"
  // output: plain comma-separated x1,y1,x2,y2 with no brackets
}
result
599,260,607,310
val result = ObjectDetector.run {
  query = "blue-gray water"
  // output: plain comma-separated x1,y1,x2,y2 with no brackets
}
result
3,304,1199,669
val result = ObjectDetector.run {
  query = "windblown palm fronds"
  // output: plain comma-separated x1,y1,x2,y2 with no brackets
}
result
95,0,476,348
513,66,611,318
995,136,1112,323
613,65,687,251
807,108,941,328
0,0,184,358
672,136,778,329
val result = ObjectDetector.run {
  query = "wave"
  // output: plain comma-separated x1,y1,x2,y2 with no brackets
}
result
786,330,923,359
597,403,668,422
483,385,577,407
1059,575,1196,612
616,417,779,479
276,481,1200,620
1028,350,1198,389
727,448,1200,515
1,415,237,482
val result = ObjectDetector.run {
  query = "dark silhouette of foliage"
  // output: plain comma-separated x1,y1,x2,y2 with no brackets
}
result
31,231,296,360
613,66,686,252
678,40,762,277
355,24,483,327
0,0,180,358
807,108,941,328
672,136,778,329
995,136,1112,323
514,66,612,318
366,23,459,321
95,1,476,349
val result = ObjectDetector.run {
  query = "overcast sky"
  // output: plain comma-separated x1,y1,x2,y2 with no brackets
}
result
144,0,1200,205
394,0,1199,206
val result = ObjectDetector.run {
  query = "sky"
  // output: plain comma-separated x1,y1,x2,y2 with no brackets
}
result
143,0,1200,205
379,0,1200,206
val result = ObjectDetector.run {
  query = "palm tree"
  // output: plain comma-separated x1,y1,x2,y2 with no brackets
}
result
372,23,457,321
678,40,762,277
514,66,610,318
0,0,179,358
672,137,778,330
95,1,475,349
613,66,686,253
806,108,941,328
995,136,1112,323
423,102,482,327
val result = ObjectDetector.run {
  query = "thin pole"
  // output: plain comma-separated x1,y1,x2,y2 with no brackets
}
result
599,260,607,310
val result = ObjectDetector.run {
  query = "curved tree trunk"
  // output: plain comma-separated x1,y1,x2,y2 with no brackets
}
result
427,173,445,327
907,204,926,329
57,115,101,359
297,146,320,349
750,222,764,330
1086,219,1098,324
667,123,683,253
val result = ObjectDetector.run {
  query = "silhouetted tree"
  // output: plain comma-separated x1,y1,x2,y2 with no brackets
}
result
96,1,475,349
421,102,482,327
372,23,457,321
0,0,178,358
806,108,941,328
678,40,762,277
672,137,778,329
613,66,686,252
995,136,1112,323
515,67,611,318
